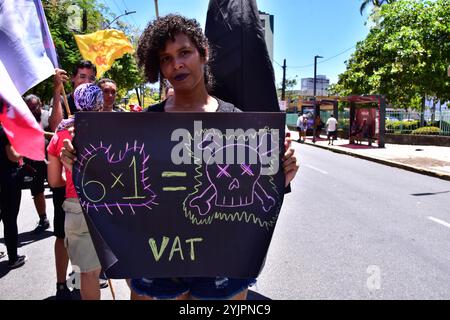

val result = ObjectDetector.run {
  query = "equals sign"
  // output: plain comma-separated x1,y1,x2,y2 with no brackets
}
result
162,172,187,191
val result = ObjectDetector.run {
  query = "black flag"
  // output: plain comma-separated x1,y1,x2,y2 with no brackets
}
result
205,0,279,112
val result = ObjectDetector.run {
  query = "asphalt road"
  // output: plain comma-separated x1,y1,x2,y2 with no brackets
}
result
0,188,130,300
253,142,450,299
1,142,449,299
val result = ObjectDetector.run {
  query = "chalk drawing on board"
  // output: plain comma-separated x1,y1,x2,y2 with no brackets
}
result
183,130,282,230
75,141,158,215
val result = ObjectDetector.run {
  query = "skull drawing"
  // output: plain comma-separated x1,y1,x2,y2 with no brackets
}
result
189,143,276,216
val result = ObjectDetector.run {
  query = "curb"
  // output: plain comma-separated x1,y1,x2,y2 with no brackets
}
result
302,141,450,182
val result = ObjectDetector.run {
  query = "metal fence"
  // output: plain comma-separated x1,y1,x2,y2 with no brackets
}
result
385,110,450,136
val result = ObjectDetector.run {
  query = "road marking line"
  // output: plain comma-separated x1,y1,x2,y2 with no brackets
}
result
305,164,328,175
427,216,450,229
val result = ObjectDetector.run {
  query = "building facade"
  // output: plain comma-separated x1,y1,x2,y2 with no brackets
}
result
300,75,330,96
259,11,274,62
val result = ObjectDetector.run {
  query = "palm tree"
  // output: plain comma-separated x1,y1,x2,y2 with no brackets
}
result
359,0,396,15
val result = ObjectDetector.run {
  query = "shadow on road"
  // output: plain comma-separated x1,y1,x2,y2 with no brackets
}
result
43,290,81,301
411,191,450,197
337,144,377,149
0,230,53,248
18,230,53,247
0,260,12,279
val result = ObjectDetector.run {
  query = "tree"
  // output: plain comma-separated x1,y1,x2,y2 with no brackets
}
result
284,78,298,104
335,0,450,110
277,77,297,98
359,0,396,15
27,0,142,104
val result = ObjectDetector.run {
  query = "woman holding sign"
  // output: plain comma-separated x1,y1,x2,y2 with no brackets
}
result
61,14,299,300
127,14,299,301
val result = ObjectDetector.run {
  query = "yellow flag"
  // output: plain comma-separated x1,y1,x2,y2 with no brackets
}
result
74,29,134,77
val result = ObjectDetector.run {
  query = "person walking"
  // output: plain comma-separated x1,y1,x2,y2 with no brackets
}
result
326,114,338,145
296,114,307,143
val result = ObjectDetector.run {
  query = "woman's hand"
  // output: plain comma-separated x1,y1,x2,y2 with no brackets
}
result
282,133,299,187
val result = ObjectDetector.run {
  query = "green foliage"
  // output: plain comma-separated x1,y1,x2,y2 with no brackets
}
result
27,0,142,104
411,126,441,135
360,0,397,15
103,54,143,101
335,0,450,110
338,119,350,130
386,119,420,131
284,78,297,90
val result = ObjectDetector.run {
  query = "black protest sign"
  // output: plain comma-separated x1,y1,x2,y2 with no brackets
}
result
73,112,286,279
205,0,279,112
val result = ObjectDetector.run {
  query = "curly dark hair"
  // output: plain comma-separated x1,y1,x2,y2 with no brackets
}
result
136,14,214,90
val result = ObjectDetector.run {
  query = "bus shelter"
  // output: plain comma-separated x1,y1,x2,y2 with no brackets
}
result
344,95,386,148
296,95,386,147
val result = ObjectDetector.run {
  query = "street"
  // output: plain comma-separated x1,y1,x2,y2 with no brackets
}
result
254,142,450,299
1,143,450,299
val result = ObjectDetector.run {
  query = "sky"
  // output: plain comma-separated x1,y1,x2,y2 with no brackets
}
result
101,0,371,89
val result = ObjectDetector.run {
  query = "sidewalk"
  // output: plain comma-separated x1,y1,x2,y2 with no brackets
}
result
289,130,450,181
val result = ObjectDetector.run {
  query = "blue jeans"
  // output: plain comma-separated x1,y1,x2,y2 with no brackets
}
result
131,277,256,300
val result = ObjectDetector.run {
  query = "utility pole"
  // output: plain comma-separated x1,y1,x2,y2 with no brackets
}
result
154,0,165,100
312,55,323,143
281,59,286,101
154,0,159,18
82,9,87,32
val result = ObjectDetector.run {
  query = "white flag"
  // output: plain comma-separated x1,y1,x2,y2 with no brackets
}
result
0,0,55,94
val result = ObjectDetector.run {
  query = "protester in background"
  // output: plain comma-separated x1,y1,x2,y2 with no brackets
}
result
98,78,117,112
47,83,104,300
49,60,97,131
24,94,53,140
164,82,174,98
48,60,97,299
23,94,51,234
0,124,27,269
